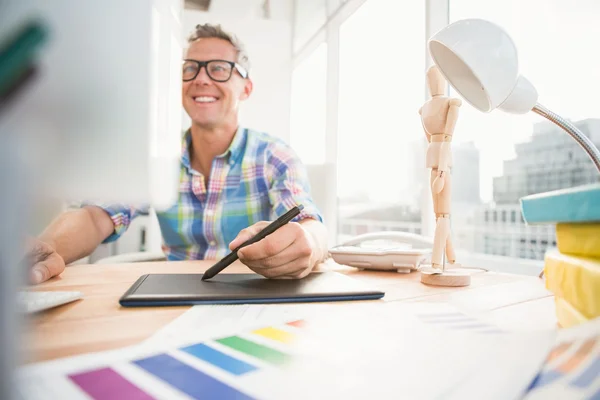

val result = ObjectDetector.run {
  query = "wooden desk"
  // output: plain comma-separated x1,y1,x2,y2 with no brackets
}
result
25,260,557,364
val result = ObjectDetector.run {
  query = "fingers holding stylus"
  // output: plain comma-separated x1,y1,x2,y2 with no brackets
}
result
242,244,311,278
231,221,316,279
228,221,270,250
251,259,313,279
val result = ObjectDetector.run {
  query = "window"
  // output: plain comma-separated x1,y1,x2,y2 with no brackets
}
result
294,0,327,52
450,0,600,261
290,43,327,165
336,0,425,242
326,0,346,15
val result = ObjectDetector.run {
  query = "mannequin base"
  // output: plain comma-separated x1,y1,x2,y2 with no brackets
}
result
420,266,471,287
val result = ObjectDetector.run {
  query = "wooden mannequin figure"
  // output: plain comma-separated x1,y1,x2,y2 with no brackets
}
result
418,65,470,287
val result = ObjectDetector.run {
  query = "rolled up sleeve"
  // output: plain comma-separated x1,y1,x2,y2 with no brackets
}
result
266,142,323,223
88,203,148,243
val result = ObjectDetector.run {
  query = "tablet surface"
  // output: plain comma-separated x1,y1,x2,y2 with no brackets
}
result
119,272,384,307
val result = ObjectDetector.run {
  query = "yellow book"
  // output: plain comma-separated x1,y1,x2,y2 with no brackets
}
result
554,297,589,328
544,248,600,320
556,222,600,258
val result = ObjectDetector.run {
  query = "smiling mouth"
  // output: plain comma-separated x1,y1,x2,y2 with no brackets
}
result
193,96,218,103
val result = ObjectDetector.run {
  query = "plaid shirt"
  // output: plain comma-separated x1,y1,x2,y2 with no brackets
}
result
100,127,322,260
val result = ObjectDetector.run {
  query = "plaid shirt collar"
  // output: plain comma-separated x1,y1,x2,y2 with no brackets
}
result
180,126,247,172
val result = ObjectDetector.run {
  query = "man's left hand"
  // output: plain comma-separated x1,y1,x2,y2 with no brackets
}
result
229,221,318,279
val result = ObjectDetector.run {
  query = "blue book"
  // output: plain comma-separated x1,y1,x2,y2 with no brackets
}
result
519,183,600,224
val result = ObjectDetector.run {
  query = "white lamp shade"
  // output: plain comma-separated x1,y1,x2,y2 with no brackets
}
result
428,18,538,114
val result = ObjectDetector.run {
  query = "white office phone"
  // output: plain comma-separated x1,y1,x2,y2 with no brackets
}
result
329,231,433,273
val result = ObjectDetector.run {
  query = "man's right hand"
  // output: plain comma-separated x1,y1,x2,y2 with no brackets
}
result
24,237,66,284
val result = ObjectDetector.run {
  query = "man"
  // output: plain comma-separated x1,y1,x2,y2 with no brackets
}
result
26,24,328,284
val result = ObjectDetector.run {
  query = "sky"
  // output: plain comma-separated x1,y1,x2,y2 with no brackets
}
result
290,0,600,205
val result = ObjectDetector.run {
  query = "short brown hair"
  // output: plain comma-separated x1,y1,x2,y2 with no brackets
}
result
187,23,250,74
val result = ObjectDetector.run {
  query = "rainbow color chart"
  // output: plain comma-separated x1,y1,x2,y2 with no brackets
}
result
19,302,599,400
18,319,306,400
524,335,600,400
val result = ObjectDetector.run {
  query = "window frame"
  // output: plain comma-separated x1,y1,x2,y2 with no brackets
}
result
290,0,544,275
292,0,448,239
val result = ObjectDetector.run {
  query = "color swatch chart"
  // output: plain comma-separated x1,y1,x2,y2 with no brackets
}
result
17,319,306,400
524,334,600,400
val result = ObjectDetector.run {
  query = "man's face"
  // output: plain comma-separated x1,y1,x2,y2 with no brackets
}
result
182,38,252,130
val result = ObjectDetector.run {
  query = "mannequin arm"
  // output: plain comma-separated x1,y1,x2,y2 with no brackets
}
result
419,107,432,143
422,123,432,143
443,98,462,136
438,141,451,173
433,99,460,194
432,141,450,193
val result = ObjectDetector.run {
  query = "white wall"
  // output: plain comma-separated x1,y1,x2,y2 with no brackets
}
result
207,0,293,21
88,7,294,261
90,8,294,260
182,10,293,142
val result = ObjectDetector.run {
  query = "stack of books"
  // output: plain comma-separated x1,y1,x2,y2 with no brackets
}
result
520,183,600,328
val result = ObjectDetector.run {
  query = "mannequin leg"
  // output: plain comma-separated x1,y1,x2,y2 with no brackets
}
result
430,169,439,213
430,168,441,268
431,215,450,269
445,232,456,264
435,169,454,266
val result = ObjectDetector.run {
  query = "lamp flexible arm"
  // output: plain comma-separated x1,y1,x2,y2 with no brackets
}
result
532,103,600,173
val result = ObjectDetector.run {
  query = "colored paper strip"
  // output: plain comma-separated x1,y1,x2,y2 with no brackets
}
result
134,354,254,400
180,342,258,375
558,339,597,373
587,385,600,400
216,336,290,366
547,342,573,362
252,327,294,343
532,369,563,387
69,367,154,400
286,320,305,328
571,356,600,388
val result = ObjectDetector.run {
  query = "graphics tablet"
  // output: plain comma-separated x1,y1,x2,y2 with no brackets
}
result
119,272,384,307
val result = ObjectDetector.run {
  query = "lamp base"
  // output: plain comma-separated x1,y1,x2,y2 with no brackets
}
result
420,266,471,287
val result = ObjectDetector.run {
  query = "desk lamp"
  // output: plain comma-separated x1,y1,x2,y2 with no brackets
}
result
427,18,600,172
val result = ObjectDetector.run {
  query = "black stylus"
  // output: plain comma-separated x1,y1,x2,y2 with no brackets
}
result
201,204,304,281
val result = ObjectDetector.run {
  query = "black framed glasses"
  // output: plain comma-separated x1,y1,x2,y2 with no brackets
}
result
182,59,248,82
